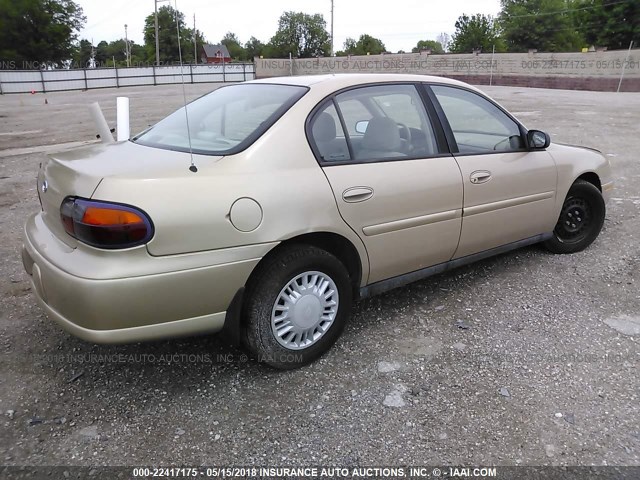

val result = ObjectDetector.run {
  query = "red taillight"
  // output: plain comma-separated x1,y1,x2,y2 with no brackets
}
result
60,198,153,249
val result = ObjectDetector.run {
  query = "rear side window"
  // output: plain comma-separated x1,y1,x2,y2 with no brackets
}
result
133,84,307,155
431,85,524,154
309,102,351,162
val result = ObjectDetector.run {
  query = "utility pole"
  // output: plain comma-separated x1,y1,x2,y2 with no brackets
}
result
330,0,334,56
155,0,160,66
154,0,170,66
124,24,130,67
193,13,197,64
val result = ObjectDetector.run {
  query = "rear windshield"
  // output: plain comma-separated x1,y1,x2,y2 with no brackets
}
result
132,83,307,155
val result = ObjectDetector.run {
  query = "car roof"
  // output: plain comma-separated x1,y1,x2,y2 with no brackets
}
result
248,73,477,91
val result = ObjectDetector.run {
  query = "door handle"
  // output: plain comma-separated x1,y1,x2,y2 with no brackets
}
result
342,186,374,203
470,170,492,184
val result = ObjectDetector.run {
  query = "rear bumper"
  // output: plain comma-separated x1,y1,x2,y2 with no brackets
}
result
22,213,271,344
25,282,227,344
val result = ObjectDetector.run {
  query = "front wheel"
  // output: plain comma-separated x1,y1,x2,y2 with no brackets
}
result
243,245,352,369
544,179,605,254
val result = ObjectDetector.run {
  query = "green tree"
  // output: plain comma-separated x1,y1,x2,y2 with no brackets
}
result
107,39,128,65
143,5,203,64
245,36,265,59
92,40,123,67
356,34,386,54
268,11,330,58
73,38,93,68
130,42,147,65
0,0,86,67
411,39,444,54
95,39,146,67
499,0,583,52
449,14,505,53
343,38,357,54
94,40,109,66
221,32,247,60
572,0,639,50
344,34,387,55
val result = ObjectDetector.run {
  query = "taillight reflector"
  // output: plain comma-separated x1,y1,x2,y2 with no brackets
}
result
60,197,153,249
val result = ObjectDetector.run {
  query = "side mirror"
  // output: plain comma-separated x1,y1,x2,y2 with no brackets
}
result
355,120,369,134
527,130,550,150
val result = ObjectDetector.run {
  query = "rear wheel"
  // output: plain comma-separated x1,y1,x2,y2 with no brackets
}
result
243,245,352,369
544,179,605,254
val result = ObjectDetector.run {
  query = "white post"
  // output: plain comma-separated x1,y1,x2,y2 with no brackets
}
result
116,97,130,141
617,40,634,93
289,52,293,76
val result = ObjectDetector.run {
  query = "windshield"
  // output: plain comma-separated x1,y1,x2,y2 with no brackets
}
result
133,83,307,155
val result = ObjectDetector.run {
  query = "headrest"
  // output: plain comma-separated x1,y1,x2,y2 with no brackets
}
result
362,117,401,151
312,112,337,142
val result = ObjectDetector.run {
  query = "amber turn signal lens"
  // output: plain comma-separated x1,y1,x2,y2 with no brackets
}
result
82,207,144,226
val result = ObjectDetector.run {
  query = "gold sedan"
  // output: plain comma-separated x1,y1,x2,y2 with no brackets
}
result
22,74,613,368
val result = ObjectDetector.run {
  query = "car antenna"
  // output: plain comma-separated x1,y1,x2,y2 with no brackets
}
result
174,0,197,173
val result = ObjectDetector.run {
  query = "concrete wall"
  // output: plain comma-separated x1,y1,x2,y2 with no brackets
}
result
255,50,640,92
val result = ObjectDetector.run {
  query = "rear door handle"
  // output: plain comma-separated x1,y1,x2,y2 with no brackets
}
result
470,170,492,184
342,186,374,203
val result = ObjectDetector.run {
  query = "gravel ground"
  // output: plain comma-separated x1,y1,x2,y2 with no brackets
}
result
0,82,638,468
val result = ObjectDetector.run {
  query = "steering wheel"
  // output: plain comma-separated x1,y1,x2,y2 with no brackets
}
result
397,123,412,153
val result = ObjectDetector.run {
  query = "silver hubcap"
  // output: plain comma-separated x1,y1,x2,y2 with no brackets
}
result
271,271,339,350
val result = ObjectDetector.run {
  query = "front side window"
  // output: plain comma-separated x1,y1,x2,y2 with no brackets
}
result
431,85,524,154
133,84,307,155
332,84,439,162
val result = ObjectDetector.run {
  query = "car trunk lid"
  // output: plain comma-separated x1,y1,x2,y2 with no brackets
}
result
38,141,221,248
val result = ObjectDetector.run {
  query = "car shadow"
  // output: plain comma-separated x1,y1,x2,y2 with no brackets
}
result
24,244,548,397
350,244,547,332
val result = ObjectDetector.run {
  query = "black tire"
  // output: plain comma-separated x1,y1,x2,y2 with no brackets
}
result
243,244,352,369
544,179,605,254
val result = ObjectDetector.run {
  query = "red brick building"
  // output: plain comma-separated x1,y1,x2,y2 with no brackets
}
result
201,44,231,64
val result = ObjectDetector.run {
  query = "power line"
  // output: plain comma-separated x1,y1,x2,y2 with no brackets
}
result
500,0,631,19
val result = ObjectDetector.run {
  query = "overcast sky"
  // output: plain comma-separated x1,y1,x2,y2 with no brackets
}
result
78,0,501,53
